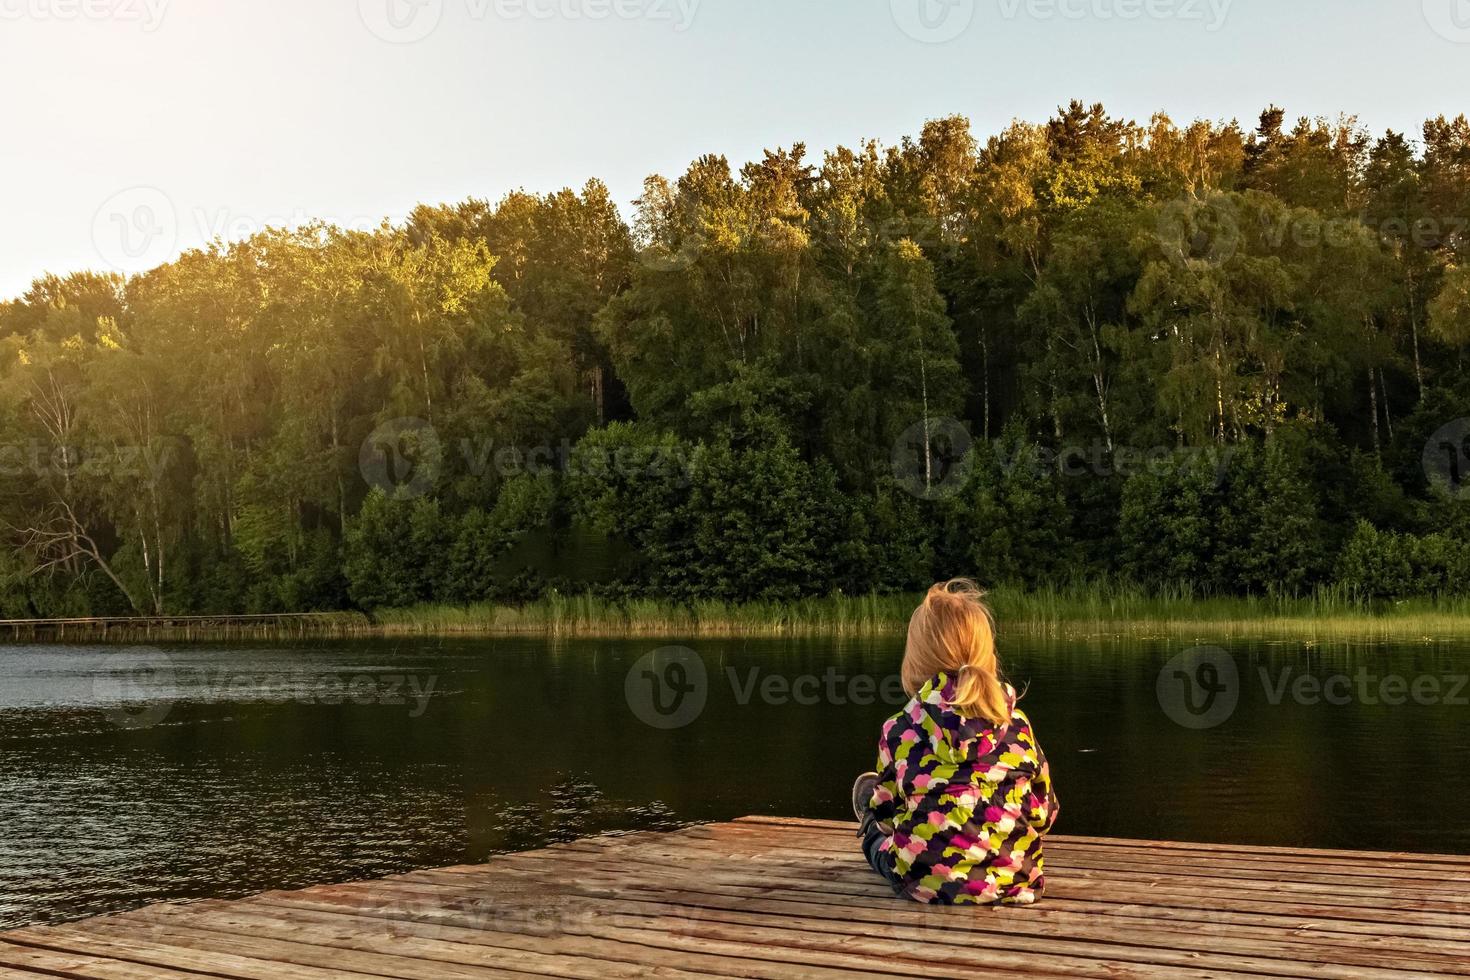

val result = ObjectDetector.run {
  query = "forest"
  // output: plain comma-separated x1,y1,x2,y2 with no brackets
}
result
3,103,1470,617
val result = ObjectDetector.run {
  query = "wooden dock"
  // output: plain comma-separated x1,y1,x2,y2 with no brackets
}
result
2,816,1469,978
0,612,370,643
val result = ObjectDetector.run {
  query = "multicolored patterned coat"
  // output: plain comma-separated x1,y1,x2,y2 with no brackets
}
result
865,673,1058,905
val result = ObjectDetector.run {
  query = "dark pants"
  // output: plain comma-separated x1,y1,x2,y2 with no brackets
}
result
859,814,904,892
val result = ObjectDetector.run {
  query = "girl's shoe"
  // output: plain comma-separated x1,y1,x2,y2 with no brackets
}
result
851,772,880,822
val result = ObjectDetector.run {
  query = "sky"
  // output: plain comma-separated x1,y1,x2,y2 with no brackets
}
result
2,0,1469,299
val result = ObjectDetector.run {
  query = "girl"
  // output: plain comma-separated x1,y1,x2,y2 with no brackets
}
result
853,579,1059,905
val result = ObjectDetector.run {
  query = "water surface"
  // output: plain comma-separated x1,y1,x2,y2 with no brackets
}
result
1,634,1467,928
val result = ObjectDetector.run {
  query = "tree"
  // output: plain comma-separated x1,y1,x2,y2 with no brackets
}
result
939,427,1070,589
1017,199,1144,449
1428,265,1470,350
343,490,450,609
8,104,1470,611
871,239,963,492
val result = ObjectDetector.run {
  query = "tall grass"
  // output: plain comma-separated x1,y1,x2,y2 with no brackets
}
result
370,592,918,638
991,581,1470,640
14,587,1469,644
369,584,1470,641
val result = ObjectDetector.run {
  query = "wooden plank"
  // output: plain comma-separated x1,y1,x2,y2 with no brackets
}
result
1,929,381,979
4,819,1469,979
661,840,1470,908
128,901,890,980
252,852,1458,975
55,920,524,980
247,891,1262,980
403,863,1470,959
711,822,1470,875
384,860,1470,971
447,864,1470,947
1055,833,1470,868
731,817,1470,868
600,826,1470,900
0,940,219,979
458,847,1469,923
472,839,1470,941
531,836,1470,918
471,858,1470,939
306,873,1470,977
605,825,1470,901
713,822,1470,878
246,880,1238,980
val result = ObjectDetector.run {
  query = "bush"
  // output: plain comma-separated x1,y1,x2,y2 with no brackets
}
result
566,422,700,591
565,422,862,600
939,428,1074,589
1219,440,1325,593
1335,520,1470,599
1119,447,1221,588
842,481,936,593
1120,440,1324,594
270,529,348,612
442,473,556,603
684,437,844,601
344,490,451,609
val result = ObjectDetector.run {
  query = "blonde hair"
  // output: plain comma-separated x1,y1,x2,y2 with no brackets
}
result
902,579,1012,724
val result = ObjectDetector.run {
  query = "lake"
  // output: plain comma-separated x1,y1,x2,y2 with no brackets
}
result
2,633,1468,929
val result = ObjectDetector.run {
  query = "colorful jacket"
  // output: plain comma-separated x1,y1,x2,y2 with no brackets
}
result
865,673,1059,905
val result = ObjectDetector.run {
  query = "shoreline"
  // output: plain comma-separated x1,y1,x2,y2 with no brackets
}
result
5,590,1470,644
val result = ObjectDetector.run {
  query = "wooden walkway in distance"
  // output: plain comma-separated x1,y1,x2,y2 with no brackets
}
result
2,816,1470,978
0,612,369,643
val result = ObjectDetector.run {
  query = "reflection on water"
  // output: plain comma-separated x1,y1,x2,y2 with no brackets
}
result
1,634,1468,928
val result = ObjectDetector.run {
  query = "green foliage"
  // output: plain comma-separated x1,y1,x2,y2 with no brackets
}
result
1121,441,1324,594
340,491,445,608
567,421,851,601
1221,440,1327,593
939,429,1071,589
6,105,1470,613
442,474,556,602
0,550,42,618
683,435,846,601
1429,265,1470,348
565,422,695,564
842,482,937,594
267,529,348,613
1336,521,1470,599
